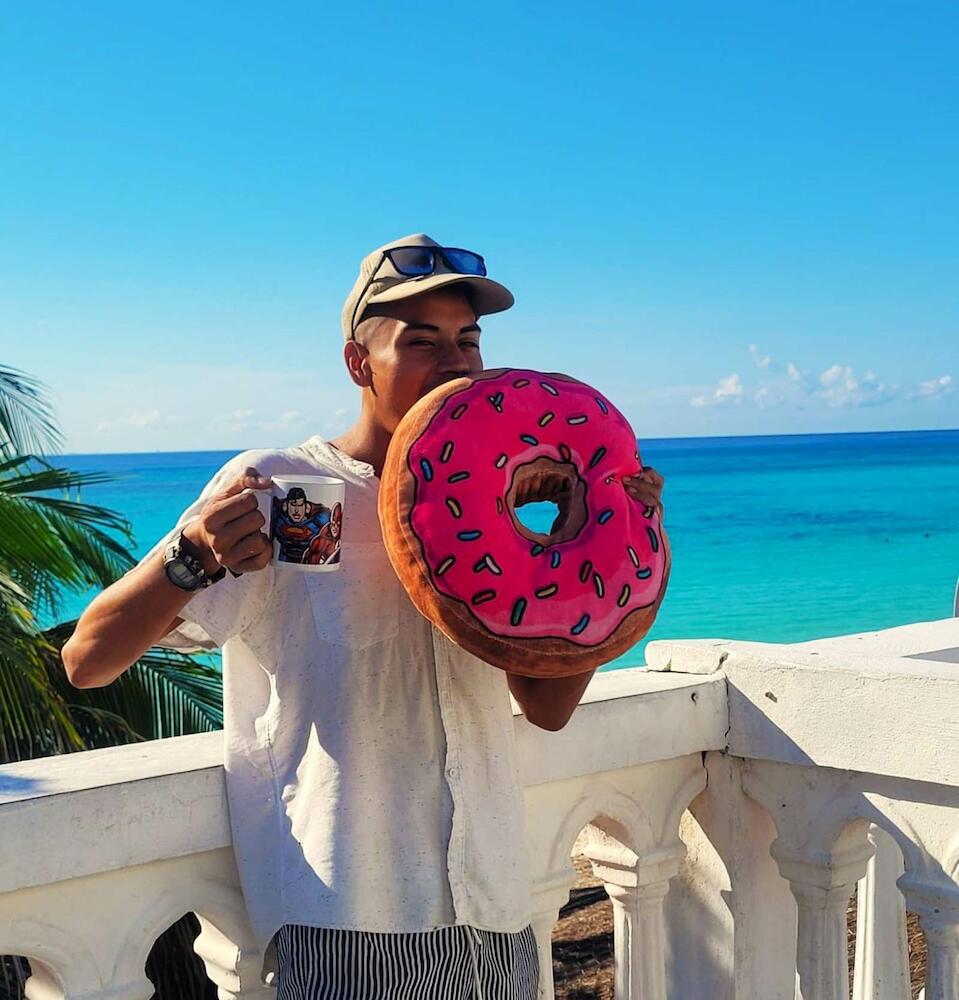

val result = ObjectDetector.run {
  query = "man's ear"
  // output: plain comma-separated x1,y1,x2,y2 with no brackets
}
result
343,340,373,388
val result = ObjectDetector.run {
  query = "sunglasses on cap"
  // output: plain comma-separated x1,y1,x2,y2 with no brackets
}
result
350,246,487,339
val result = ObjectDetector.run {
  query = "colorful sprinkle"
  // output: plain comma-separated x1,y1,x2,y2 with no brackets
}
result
643,505,655,519
538,411,555,427
440,441,454,463
513,377,530,388
539,381,559,396
445,497,462,519
647,526,660,553
511,597,528,626
474,553,502,575
451,403,468,420
567,415,588,426
593,572,605,598
579,560,593,583
627,545,640,568
457,529,482,541
448,471,470,483
436,556,456,576
535,583,559,599
589,446,608,469
636,567,652,579
571,614,590,636
550,550,561,569
558,443,572,462
617,583,631,607
472,589,497,606
598,508,614,525
496,496,504,515
595,397,609,414
495,454,508,469
530,543,545,556
488,392,504,412
419,458,434,481
520,434,539,446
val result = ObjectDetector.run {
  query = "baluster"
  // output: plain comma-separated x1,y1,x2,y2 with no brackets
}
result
773,840,874,1000
586,841,684,1000
852,824,911,1000
529,866,577,1000
193,914,275,998
23,963,154,1000
899,888,959,1000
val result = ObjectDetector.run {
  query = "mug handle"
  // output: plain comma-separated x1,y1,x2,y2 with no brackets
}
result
246,487,276,562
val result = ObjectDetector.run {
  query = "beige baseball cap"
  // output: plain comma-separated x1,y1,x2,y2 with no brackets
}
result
341,233,514,340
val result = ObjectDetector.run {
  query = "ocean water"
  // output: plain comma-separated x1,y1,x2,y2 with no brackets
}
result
53,428,959,671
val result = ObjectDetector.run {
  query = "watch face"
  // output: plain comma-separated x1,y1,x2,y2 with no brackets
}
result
168,559,199,589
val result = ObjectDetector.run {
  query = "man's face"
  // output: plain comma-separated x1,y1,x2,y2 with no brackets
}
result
351,288,484,434
288,498,307,523
330,505,342,539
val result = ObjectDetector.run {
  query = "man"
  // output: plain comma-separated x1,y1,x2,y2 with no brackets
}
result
272,486,330,563
62,234,666,999
305,501,342,565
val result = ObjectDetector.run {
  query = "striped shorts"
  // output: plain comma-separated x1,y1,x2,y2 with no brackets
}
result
274,922,540,1000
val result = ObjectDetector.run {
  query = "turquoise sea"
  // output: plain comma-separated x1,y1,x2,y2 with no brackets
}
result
56,428,959,671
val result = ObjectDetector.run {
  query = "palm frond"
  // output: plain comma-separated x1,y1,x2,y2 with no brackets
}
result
0,460,136,615
0,456,117,497
0,366,62,459
43,621,223,745
0,620,85,762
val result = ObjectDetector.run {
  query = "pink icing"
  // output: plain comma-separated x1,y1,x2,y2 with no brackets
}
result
406,369,667,647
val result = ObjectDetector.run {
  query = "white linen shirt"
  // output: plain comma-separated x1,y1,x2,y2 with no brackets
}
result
147,437,534,963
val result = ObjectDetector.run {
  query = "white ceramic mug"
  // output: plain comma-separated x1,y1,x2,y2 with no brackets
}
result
254,475,346,572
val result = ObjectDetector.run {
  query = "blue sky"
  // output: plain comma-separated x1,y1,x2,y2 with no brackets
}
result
2,1,956,454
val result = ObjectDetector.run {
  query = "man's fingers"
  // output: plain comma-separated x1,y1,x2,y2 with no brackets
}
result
214,510,267,555
231,534,273,571
221,530,271,568
213,467,272,502
205,488,261,527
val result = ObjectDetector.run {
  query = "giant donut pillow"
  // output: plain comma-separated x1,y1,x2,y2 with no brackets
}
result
378,368,671,677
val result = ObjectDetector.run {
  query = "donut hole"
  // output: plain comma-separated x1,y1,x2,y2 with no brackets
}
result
506,457,588,546
514,501,561,535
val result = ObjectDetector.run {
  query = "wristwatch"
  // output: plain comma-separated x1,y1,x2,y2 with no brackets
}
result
163,530,227,591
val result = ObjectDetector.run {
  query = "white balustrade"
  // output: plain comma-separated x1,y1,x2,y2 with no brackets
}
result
0,616,957,999
853,824,912,1000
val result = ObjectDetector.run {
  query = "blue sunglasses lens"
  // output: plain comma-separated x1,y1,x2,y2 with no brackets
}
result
388,248,436,276
442,249,486,275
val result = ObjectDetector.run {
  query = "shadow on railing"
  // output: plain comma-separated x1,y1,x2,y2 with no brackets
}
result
1,617,957,999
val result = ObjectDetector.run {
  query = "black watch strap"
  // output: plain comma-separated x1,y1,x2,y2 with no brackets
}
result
163,530,225,591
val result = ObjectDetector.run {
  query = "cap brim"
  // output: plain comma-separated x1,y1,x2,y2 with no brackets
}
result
366,273,514,317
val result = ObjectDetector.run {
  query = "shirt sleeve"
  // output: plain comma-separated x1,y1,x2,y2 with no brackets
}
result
136,452,276,652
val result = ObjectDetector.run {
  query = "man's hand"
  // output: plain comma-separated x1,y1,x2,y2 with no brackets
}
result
182,467,274,574
622,465,665,520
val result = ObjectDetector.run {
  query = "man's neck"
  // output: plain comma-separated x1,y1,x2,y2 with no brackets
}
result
329,417,392,480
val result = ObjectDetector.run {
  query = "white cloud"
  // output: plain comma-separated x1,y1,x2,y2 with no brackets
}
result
97,409,183,432
815,363,896,408
715,373,743,403
210,408,258,433
753,386,784,409
748,344,772,369
787,362,803,383
916,374,953,398
689,373,743,408
323,407,350,432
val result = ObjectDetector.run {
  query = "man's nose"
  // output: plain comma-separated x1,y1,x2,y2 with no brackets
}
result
437,341,473,373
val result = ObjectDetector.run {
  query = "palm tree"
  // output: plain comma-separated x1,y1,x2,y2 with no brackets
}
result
0,365,221,999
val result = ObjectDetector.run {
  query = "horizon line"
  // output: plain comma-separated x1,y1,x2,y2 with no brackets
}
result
58,425,959,459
